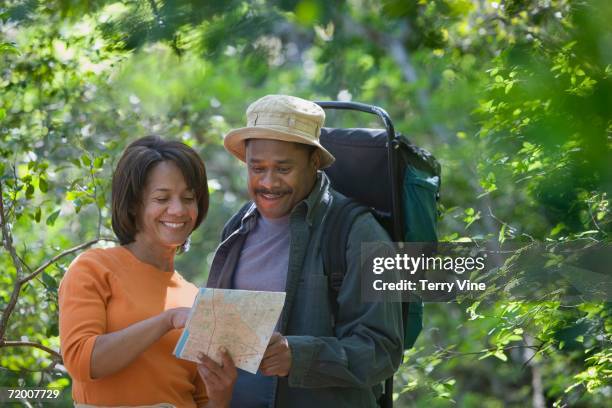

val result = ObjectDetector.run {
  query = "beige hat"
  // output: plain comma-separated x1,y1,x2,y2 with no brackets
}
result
224,94,335,168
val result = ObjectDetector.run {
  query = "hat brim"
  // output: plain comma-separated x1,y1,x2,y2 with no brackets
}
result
224,127,335,169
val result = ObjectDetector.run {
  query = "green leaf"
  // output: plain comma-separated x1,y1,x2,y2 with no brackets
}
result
499,224,506,244
81,154,91,167
94,157,104,169
47,378,70,389
41,271,58,290
66,190,80,200
46,321,59,337
478,351,493,360
466,301,482,320
96,193,106,209
46,209,61,226
39,177,48,193
550,223,565,236
34,207,41,223
494,350,508,361
0,42,20,55
25,184,35,199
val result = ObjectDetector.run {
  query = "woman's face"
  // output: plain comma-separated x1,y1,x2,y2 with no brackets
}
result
134,161,198,251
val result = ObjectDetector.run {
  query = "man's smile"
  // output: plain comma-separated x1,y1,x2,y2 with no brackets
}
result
260,192,284,200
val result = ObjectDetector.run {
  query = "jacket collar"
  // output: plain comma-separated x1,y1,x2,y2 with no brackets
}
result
237,171,332,230
300,171,332,226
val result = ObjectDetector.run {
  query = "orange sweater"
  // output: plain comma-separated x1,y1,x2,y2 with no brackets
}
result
59,246,207,407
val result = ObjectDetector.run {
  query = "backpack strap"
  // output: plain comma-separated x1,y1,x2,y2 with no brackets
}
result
321,196,370,314
321,197,395,408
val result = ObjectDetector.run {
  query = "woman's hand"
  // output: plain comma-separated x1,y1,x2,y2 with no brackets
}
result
90,307,191,379
164,307,192,330
197,348,237,408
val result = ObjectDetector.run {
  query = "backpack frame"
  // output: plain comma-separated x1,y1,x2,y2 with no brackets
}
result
316,101,441,408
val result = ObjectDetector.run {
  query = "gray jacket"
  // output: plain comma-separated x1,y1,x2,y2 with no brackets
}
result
207,173,404,408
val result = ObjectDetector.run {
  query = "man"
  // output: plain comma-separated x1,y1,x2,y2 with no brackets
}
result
207,94,403,407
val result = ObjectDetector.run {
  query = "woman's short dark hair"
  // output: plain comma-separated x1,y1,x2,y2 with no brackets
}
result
111,135,209,247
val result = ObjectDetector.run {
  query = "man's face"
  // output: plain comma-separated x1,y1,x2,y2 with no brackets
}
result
245,139,320,219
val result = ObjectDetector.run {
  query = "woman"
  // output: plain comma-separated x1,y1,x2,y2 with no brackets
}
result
59,136,236,407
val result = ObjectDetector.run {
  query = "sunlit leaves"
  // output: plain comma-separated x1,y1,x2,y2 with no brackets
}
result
463,207,481,229
0,42,20,55
1,0,610,406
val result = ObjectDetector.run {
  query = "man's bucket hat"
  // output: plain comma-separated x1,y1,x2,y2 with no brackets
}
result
224,94,335,168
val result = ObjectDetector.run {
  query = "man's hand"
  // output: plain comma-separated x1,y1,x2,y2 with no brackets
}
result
260,332,292,377
198,348,237,408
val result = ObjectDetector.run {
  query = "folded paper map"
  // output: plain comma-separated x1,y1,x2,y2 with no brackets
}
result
173,288,286,374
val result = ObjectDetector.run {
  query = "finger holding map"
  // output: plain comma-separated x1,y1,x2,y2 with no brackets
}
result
197,349,237,408
174,288,286,374
259,332,292,377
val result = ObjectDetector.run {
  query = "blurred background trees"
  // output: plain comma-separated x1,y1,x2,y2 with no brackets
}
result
1,0,610,406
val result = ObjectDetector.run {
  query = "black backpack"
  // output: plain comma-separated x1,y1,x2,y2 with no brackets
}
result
317,101,441,408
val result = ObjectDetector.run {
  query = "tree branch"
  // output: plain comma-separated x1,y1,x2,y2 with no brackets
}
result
0,236,114,341
0,340,62,361
341,17,452,143
148,0,164,27
0,361,60,374
523,333,546,408
0,181,26,277
84,153,104,239
0,180,25,340
1,179,116,342
19,238,114,285
435,344,540,359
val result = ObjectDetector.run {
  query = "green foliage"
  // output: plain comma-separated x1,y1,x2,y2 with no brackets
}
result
1,0,610,406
